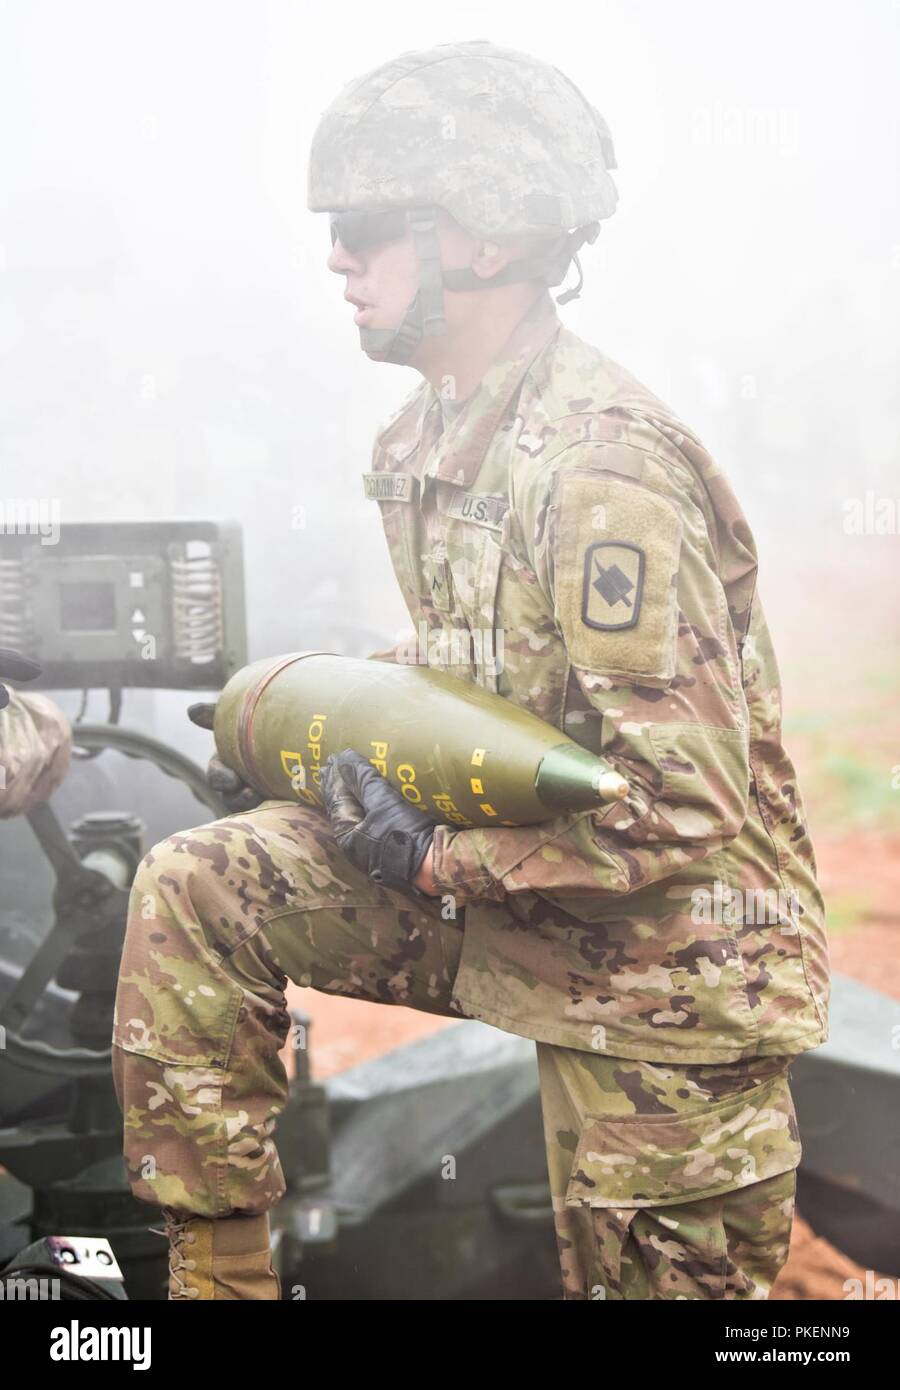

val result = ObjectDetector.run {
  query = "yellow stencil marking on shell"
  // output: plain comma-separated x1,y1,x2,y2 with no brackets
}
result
554,472,683,682
470,777,484,795
280,750,304,778
480,803,497,817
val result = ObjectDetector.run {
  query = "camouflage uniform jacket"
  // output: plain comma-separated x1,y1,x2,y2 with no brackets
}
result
364,291,830,1063
0,690,72,818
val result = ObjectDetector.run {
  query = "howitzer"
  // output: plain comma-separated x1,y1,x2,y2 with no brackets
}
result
0,519,246,1298
2,523,899,1298
213,651,629,828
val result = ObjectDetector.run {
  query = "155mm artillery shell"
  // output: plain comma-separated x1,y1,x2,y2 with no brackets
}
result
213,652,629,828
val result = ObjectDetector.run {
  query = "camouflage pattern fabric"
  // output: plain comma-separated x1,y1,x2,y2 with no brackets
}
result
366,289,830,1064
538,1044,799,1299
0,690,72,818
111,797,800,1298
111,799,462,1219
111,286,825,1296
307,40,618,238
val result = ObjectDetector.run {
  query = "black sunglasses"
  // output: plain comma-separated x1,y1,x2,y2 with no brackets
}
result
329,208,409,254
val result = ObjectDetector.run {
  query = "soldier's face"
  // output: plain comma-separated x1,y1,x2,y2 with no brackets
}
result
327,217,420,350
327,209,528,361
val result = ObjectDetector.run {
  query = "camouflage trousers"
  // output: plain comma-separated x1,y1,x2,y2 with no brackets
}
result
111,800,801,1300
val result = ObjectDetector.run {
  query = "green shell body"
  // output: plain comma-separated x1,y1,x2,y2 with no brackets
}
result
213,652,627,828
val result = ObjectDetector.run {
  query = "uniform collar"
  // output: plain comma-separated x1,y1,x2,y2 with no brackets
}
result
421,291,561,489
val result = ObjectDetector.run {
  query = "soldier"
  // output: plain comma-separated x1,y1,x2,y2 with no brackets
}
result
111,41,830,1300
0,649,72,819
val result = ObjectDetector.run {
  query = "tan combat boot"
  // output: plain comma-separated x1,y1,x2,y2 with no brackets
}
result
155,1207,281,1300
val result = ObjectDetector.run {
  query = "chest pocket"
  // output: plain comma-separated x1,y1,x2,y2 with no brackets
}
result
433,482,509,693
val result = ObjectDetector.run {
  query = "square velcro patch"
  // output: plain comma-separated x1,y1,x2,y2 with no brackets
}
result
554,472,683,682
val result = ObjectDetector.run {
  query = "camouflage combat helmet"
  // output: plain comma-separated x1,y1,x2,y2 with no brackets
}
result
308,39,618,363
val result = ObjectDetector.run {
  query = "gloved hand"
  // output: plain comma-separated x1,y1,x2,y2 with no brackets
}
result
0,648,42,709
187,701,264,813
320,748,438,893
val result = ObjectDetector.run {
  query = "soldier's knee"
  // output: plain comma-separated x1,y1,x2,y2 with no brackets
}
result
127,825,221,923
139,812,238,878
124,841,182,937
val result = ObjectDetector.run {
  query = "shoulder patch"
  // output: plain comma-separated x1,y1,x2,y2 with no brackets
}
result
554,473,683,683
583,542,644,630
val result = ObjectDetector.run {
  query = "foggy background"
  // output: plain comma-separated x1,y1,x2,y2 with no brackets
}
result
1,0,898,866
1,4,897,1300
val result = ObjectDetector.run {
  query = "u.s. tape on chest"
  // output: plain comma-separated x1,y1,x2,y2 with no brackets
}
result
553,471,683,682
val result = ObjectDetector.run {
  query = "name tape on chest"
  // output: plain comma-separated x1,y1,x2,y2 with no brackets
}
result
362,472,415,502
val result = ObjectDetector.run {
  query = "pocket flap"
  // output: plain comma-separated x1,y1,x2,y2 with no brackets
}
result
565,1071,801,1209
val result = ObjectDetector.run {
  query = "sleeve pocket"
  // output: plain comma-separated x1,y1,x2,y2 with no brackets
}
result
648,723,750,836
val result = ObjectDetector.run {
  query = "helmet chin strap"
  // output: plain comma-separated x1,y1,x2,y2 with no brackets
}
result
358,208,447,365
359,206,599,367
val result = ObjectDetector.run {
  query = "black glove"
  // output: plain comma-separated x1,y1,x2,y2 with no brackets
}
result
187,701,264,813
0,648,42,711
320,748,437,893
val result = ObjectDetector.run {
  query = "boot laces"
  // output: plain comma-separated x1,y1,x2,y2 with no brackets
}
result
150,1206,200,1299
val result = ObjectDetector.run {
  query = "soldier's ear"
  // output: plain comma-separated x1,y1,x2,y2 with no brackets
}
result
470,237,521,281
